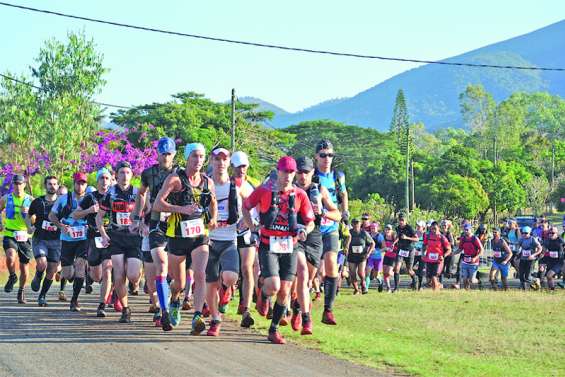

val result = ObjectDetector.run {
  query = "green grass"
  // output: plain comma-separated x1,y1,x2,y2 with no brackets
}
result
227,289,565,377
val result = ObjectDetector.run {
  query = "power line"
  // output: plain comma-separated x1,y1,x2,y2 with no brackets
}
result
0,72,131,109
1,2,563,72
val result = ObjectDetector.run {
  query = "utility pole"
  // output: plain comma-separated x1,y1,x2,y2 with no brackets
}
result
231,88,236,152
410,159,415,211
493,137,498,225
405,125,410,215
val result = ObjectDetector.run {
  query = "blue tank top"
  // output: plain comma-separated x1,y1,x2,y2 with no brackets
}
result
316,170,345,234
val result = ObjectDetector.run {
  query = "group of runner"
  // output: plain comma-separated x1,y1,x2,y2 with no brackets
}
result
2,137,564,344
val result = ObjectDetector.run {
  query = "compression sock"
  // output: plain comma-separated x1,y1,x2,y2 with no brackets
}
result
60,278,67,291
40,278,53,296
155,276,170,312
269,302,287,333
72,278,84,301
365,275,371,289
394,273,400,290
323,277,337,311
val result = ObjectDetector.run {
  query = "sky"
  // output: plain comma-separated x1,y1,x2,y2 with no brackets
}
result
1,0,564,114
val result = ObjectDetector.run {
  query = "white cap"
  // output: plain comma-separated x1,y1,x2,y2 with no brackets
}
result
231,151,250,167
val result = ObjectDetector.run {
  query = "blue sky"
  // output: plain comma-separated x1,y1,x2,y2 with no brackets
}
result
2,0,564,113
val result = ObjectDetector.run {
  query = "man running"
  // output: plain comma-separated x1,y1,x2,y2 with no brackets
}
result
71,168,112,317
48,172,90,311
517,226,542,290
26,176,61,306
394,213,419,290
422,221,451,291
292,156,340,334
346,218,374,294
488,227,513,290
231,151,258,328
153,143,217,335
313,140,346,325
97,162,143,323
458,223,484,290
413,220,427,290
540,226,563,291
205,147,242,336
243,156,315,344
135,137,177,329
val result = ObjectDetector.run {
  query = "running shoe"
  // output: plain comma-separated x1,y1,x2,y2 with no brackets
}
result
70,300,81,312
279,313,290,327
31,275,41,292
148,304,159,313
312,292,321,302
219,285,232,307
378,282,384,292
38,295,47,307
152,311,161,327
321,309,337,325
266,303,273,320
4,274,17,293
202,303,210,318
114,296,124,313
170,300,181,327
255,292,269,317
58,290,67,301
55,271,61,282
119,307,132,323
182,297,192,311
267,330,286,344
191,314,206,335
240,311,255,328
161,311,173,332
97,303,107,317
143,280,148,295
301,320,313,335
291,311,302,331
85,285,93,294
128,282,139,296
237,303,245,315
206,320,221,336
17,288,26,304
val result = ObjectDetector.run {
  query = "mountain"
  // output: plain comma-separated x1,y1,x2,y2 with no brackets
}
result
269,20,565,130
238,96,289,117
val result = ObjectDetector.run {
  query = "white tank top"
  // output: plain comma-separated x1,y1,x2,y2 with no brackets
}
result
209,181,239,241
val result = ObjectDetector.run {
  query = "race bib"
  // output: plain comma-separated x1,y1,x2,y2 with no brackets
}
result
94,236,105,249
180,218,205,238
493,251,502,258
399,249,410,257
13,230,28,242
269,236,293,254
428,252,439,261
351,246,363,254
141,236,150,252
320,217,334,227
41,220,58,232
159,212,171,222
522,249,531,257
510,244,517,252
463,256,472,263
549,251,559,259
69,226,86,239
116,212,132,226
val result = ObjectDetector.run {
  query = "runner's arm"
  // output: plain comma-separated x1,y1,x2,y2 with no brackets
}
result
207,177,218,229
152,175,184,213
320,186,341,222
132,182,149,220
502,240,513,264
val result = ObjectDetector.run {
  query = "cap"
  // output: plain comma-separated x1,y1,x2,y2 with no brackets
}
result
351,218,360,223
211,147,230,157
96,168,112,181
13,174,25,184
184,143,206,160
157,137,176,154
522,226,532,234
296,156,314,172
398,213,406,220
493,227,501,232
73,172,88,183
361,213,370,220
115,161,132,172
316,139,334,153
385,224,393,230
231,151,250,167
277,156,297,172
417,220,426,227
463,223,473,231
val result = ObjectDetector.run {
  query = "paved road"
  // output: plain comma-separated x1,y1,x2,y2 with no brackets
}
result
0,288,389,377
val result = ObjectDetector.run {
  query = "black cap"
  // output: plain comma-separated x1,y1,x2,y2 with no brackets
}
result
13,174,25,184
296,156,314,172
115,161,132,172
361,213,370,220
351,218,360,223
316,139,334,153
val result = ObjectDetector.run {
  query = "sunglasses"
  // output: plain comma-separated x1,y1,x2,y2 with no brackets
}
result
297,170,312,174
318,153,335,158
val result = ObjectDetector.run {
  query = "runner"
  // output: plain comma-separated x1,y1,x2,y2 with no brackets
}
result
205,147,242,336
361,213,371,232
346,218,374,294
243,156,315,344
292,156,340,334
422,221,451,291
313,140,347,325
458,223,484,290
413,220,427,290
153,143,217,335
394,213,419,290
97,162,143,323
26,176,61,306
366,222,384,292
488,227,513,290
540,226,563,291
440,219,455,280
48,172,89,311
0,174,33,303
71,168,112,317
504,220,521,277
381,224,397,293
55,184,69,301
136,137,177,329
231,151,259,328
517,226,542,290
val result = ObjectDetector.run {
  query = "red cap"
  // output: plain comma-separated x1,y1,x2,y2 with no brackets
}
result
277,156,297,172
73,172,88,183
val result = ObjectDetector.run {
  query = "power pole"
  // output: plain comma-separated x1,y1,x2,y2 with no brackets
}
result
410,159,415,211
405,125,410,215
231,88,236,152
493,137,498,225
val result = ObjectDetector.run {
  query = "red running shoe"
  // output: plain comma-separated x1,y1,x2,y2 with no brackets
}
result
321,309,337,325
207,320,221,336
267,330,286,344
255,292,269,317
301,320,313,335
219,285,232,307
113,296,123,313
291,311,302,331
237,303,245,315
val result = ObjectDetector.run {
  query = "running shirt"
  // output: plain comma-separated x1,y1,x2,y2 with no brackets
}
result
348,229,373,257
99,185,139,232
244,183,314,246
209,180,240,241
542,238,564,260
491,237,510,264
458,235,482,265
28,195,60,240
383,237,397,258
370,233,384,259
51,192,88,242
423,232,450,263
3,193,32,238
315,170,345,234
80,190,108,238
414,231,424,256
517,236,540,260
506,229,520,251
141,164,175,226
396,224,416,252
